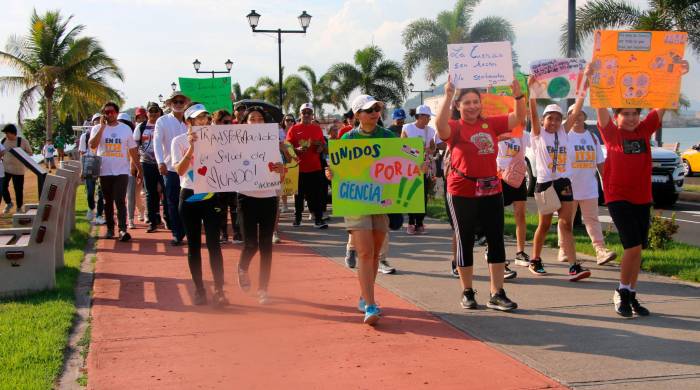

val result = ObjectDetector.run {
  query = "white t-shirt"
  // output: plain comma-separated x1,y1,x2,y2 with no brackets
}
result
402,123,441,148
42,144,56,158
531,127,571,183
171,133,194,190
497,132,530,171
90,122,136,176
567,130,605,200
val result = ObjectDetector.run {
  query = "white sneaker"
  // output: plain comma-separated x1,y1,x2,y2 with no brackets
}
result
596,248,617,265
17,205,26,213
307,213,314,221
272,231,281,244
558,247,568,262
94,216,106,225
138,211,145,222
128,219,136,229
280,205,290,213
86,209,95,221
3,203,13,214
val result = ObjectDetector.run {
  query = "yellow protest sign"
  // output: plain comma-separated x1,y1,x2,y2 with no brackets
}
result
282,162,298,196
481,94,524,137
590,30,688,109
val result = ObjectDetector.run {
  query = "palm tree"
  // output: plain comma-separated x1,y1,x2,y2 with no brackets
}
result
402,0,516,82
559,0,700,56
327,45,406,107
252,72,312,114
0,9,123,142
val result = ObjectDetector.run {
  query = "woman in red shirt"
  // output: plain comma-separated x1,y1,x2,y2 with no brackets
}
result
434,77,526,312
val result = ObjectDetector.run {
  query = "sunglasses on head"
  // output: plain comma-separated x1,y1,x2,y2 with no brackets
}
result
361,105,382,113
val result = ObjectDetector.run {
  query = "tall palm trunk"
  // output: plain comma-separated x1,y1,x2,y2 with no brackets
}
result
44,88,54,143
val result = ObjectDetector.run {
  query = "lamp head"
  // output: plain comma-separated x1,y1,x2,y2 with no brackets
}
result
298,10,312,30
192,59,201,71
225,59,233,71
247,10,261,29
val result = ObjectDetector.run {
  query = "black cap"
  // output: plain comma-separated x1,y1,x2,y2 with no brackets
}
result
2,124,17,134
146,101,161,111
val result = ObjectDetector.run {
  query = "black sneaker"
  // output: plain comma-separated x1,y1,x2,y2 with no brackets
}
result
504,262,517,280
118,231,131,242
528,258,547,275
314,220,328,229
487,289,518,311
146,225,158,233
613,288,633,318
514,251,530,267
630,291,650,316
170,238,184,246
345,249,357,268
220,235,229,244
104,230,115,239
212,289,229,307
232,232,243,244
292,219,301,227
193,289,207,306
450,260,459,277
568,262,591,282
460,288,478,309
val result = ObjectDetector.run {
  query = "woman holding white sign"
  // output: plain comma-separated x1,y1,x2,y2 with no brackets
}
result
236,106,285,305
172,103,227,307
434,77,525,312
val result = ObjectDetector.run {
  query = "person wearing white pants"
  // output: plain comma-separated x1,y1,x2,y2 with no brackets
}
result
558,105,616,265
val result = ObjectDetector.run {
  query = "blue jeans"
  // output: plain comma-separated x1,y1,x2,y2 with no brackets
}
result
165,170,185,240
85,176,104,216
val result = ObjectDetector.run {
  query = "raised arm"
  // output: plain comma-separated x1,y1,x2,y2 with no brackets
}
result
565,63,592,131
435,77,456,141
508,78,527,130
527,75,541,136
89,118,106,149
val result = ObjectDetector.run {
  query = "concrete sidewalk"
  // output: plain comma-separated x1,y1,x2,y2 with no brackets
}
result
284,215,700,389
87,219,563,389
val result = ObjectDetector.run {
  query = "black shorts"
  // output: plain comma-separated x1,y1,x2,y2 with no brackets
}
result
535,177,573,202
607,201,651,249
502,179,527,206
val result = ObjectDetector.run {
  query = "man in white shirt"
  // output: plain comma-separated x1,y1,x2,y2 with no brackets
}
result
89,102,142,242
153,91,190,245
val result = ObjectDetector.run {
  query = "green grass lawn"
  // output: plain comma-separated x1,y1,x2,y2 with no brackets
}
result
427,197,700,283
0,185,91,390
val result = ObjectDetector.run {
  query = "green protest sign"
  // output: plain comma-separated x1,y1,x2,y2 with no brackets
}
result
178,76,232,112
329,138,425,216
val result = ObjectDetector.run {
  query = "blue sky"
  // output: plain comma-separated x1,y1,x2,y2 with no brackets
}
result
1,0,698,124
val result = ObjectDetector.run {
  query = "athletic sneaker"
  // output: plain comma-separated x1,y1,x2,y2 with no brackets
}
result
146,225,158,233
94,216,106,225
3,203,13,214
86,209,95,221
475,235,487,246
460,288,478,309
193,289,207,306
212,289,229,307
363,304,381,325
596,248,617,265
237,267,251,292
487,289,518,311
292,219,301,227
128,219,136,229
232,232,243,244
272,231,281,243
450,260,459,277
280,205,290,213
314,220,328,229
220,235,229,244
504,262,517,280
406,225,416,235
357,297,366,312
514,251,530,267
613,288,633,318
528,258,547,275
630,291,650,316
104,230,115,239
557,248,568,263
378,258,396,274
257,290,269,305
416,225,426,234
345,249,357,269
118,231,131,242
568,262,591,282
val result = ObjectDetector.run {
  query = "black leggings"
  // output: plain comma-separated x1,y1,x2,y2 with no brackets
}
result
295,170,323,223
2,172,25,208
179,189,224,292
100,175,129,232
446,193,506,267
218,192,239,238
409,174,430,227
238,194,277,291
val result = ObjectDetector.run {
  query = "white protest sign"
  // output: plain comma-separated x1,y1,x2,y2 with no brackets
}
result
192,124,281,193
447,41,513,89
529,58,586,99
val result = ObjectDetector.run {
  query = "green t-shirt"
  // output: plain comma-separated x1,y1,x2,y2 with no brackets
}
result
341,126,395,140
54,135,65,149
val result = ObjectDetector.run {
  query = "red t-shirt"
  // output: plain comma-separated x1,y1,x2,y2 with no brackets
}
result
446,116,510,197
599,110,659,205
285,123,325,173
337,125,354,139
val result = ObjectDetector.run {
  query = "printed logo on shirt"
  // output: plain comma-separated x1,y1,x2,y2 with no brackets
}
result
546,145,568,173
623,139,647,154
572,143,596,169
103,136,124,158
470,132,495,155
504,139,520,158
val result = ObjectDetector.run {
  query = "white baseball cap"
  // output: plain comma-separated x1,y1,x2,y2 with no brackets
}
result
91,113,101,122
415,104,435,117
299,103,314,113
567,105,588,119
351,94,384,114
542,104,563,117
117,112,132,122
185,103,209,119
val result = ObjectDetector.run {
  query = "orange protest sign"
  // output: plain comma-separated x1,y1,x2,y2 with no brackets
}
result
481,94,524,137
590,30,688,109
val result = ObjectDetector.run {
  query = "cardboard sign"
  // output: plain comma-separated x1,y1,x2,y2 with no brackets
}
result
192,124,281,193
590,30,688,108
282,162,299,196
480,94,525,137
329,138,425,216
448,41,514,89
529,58,586,99
179,77,233,113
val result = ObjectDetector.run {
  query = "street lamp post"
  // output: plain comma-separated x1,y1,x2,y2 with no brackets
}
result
192,59,234,78
409,82,436,105
171,82,177,91
246,9,312,109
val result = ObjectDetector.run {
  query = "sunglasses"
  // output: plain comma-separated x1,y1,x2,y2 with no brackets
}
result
360,106,382,113
148,109,160,114
171,99,186,105
285,118,295,122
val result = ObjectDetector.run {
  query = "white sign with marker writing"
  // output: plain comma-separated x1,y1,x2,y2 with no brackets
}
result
448,41,514,89
192,124,281,193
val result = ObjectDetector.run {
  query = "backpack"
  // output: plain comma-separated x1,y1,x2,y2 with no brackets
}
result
1,136,22,147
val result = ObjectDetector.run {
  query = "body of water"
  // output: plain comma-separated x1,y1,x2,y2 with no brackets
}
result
662,127,700,151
